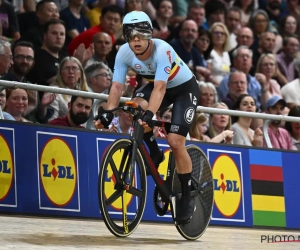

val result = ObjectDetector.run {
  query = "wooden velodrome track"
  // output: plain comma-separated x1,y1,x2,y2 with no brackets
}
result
1,215,300,249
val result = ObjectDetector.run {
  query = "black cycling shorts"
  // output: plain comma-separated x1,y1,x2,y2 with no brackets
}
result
132,76,199,137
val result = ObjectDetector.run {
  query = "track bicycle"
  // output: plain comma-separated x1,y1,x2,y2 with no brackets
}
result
98,101,214,240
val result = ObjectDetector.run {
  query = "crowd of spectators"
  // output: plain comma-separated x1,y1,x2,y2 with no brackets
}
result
0,0,300,151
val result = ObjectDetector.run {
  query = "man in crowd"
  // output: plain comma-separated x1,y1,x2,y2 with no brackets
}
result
48,95,93,128
263,95,293,150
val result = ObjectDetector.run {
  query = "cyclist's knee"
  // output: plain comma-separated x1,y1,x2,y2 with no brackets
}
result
131,97,149,110
167,134,185,152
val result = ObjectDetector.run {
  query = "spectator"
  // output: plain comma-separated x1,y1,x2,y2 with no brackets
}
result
108,105,133,134
262,0,283,25
207,22,231,87
222,71,248,110
225,7,242,51
189,112,210,141
276,34,299,82
263,95,293,150
255,53,284,107
194,28,212,62
252,31,276,69
0,0,20,42
232,0,257,26
0,89,14,120
282,0,300,21
85,61,111,94
44,57,89,121
86,0,116,27
205,0,227,28
153,107,172,138
0,41,12,76
152,0,174,41
285,105,300,150
218,46,263,110
68,5,123,56
169,20,207,79
228,27,254,64
281,58,300,108
167,1,206,41
276,15,298,51
20,0,60,51
48,95,93,128
248,10,271,52
124,0,143,14
231,94,263,146
198,81,218,107
59,0,90,45
206,102,234,143
26,19,66,89
85,32,113,67
2,88,30,122
1,41,38,120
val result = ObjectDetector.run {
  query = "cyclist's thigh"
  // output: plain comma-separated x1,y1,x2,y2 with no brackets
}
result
168,76,199,137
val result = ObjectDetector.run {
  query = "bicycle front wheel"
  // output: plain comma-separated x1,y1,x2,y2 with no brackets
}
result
98,139,147,237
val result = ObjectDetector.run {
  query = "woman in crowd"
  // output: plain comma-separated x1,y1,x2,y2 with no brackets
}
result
198,81,218,107
285,105,300,151
206,102,234,143
255,53,285,103
231,94,263,146
277,15,298,49
152,0,174,41
42,57,89,121
207,22,231,88
248,10,271,52
232,0,257,26
3,88,31,122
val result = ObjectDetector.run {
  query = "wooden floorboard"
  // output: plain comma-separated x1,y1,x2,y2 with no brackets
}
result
0,215,300,249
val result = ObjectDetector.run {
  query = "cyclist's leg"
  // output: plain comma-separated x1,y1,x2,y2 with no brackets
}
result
131,84,167,168
165,76,199,223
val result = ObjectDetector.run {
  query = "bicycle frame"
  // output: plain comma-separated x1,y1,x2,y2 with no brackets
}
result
129,117,173,203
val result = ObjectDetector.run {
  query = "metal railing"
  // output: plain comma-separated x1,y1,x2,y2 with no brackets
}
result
1,80,300,148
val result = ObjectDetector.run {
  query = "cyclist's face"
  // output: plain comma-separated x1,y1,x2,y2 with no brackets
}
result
128,35,149,54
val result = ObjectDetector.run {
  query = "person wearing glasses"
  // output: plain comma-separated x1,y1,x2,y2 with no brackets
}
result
41,57,89,122
0,41,38,121
94,11,200,224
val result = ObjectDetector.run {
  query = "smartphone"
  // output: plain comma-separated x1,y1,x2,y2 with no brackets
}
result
129,76,137,87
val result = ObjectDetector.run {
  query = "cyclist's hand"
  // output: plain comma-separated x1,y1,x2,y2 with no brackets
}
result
138,110,154,132
93,107,114,129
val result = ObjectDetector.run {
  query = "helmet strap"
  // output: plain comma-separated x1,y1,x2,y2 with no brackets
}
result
135,40,151,56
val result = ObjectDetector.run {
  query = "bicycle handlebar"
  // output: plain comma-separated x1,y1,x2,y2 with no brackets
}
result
100,101,170,128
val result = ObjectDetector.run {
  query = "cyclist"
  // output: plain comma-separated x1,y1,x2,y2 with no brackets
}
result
94,11,199,224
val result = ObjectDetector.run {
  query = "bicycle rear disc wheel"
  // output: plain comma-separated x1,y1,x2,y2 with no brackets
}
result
172,145,214,240
98,138,147,237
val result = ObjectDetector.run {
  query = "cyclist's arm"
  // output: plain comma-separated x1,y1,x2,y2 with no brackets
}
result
147,80,166,114
107,44,130,110
106,81,124,110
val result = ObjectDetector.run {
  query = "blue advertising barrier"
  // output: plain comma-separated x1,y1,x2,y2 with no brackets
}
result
0,121,299,229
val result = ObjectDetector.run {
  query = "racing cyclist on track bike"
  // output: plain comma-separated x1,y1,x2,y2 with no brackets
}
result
94,11,199,224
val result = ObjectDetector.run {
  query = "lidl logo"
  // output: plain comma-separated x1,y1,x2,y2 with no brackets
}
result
37,132,79,211
208,149,245,222
0,128,16,207
213,154,241,217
